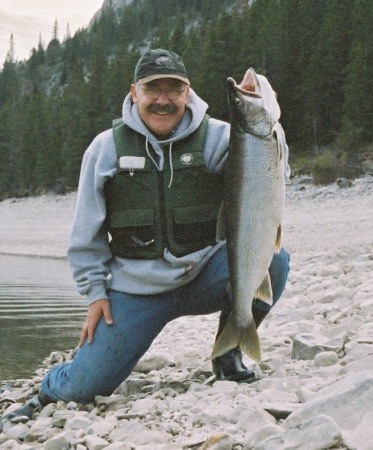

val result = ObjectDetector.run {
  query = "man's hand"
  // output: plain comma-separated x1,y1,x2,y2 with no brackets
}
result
79,298,113,346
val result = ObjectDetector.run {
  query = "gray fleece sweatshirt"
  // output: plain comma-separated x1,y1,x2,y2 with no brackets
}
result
67,89,290,304
67,89,230,304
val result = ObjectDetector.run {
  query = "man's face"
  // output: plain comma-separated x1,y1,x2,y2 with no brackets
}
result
131,78,189,139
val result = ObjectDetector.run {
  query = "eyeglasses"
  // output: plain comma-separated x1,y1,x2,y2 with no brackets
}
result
139,85,186,100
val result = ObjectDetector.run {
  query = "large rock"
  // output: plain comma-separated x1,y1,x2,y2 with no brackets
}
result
291,333,345,360
285,370,373,450
134,354,175,373
2,423,29,442
84,435,109,450
246,415,344,450
43,432,70,450
109,421,172,446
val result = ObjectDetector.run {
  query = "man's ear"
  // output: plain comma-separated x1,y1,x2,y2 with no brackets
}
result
130,84,138,103
184,84,190,102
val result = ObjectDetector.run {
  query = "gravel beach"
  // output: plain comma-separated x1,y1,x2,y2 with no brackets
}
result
0,175,372,449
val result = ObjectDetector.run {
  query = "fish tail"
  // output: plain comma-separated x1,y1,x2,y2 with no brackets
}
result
239,321,262,362
212,313,262,362
212,313,239,359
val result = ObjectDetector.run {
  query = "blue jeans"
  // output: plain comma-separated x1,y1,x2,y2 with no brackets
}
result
41,246,290,403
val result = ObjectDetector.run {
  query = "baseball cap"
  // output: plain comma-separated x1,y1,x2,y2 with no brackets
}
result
134,49,190,85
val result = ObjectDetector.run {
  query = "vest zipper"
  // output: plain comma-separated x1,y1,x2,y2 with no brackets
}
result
157,169,168,251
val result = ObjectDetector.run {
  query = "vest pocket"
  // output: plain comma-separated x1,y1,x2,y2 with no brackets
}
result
109,208,157,256
171,203,220,249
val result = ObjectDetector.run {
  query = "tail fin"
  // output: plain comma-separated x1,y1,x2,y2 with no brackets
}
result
212,313,262,362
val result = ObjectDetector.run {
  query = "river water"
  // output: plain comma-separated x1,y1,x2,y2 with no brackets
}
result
0,255,87,381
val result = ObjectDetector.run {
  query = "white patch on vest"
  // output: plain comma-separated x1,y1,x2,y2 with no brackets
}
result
119,156,146,170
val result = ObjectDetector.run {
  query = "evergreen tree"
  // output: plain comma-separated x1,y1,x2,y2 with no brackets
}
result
0,0,372,199
45,19,62,65
27,40,46,81
340,0,373,147
24,85,56,191
107,45,140,120
6,34,16,63
151,19,171,49
84,38,110,142
0,105,14,197
0,51,19,106
304,0,352,146
59,58,88,188
168,17,186,52
295,0,326,150
92,1,118,55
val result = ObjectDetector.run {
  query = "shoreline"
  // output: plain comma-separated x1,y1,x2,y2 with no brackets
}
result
1,176,372,449
0,252,67,260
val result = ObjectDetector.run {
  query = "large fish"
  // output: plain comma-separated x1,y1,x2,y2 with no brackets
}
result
212,68,286,362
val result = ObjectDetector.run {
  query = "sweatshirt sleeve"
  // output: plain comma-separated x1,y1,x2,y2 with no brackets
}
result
67,130,117,304
203,118,230,173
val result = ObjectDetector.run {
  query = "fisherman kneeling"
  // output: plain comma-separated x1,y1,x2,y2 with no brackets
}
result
0,49,290,429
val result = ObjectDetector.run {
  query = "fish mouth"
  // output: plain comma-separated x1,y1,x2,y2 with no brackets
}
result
226,76,261,98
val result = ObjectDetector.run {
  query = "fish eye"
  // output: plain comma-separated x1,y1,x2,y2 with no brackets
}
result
234,98,243,106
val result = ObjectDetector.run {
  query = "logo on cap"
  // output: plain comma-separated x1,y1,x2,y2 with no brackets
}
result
156,56,173,66
180,153,193,165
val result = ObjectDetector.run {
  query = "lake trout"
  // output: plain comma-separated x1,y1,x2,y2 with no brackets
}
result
212,68,286,362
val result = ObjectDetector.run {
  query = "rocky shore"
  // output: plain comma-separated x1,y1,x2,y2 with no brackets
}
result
0,175,372,449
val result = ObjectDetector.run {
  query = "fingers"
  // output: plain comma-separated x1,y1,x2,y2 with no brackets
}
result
79,298,113,347
101,300,114,326
79,322,88,347
87,312,100,345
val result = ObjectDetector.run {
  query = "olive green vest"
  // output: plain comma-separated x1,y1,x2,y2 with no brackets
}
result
105,116,224,259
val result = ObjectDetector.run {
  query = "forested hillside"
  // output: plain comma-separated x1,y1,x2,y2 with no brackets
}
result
0,0,372,199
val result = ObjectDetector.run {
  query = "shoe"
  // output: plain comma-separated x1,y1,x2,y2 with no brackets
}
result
0,391,52,432
212,347,257,382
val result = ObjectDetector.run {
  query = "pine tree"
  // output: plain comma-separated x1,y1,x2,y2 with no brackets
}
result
0,0,372,199
304,0,352,146
59,57,88,188
84,38,110,142
24,85,55,191
0,38,19,106
46,19,62,65
340,0,373,147
168,17,186,53
6,34,16,63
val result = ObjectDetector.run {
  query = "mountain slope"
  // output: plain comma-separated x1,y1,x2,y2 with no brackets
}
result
90,0,133,23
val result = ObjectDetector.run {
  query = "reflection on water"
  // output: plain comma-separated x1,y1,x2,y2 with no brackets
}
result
0,255,87,380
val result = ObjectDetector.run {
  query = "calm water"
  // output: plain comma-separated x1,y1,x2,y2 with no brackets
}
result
0,255,87,381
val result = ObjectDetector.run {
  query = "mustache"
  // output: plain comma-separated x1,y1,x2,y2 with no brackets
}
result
147,104,178,114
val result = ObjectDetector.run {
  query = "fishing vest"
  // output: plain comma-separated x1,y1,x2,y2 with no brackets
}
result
104,115,224,259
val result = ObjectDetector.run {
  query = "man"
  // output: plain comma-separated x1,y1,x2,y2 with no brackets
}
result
0,49,290,426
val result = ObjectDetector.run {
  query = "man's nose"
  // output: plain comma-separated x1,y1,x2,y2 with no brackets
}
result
157,91,171,104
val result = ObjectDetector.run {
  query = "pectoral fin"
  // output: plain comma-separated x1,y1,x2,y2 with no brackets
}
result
274,224,282,253
254,271,273,306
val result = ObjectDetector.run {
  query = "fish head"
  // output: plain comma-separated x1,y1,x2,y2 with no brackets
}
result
227,68,281,137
